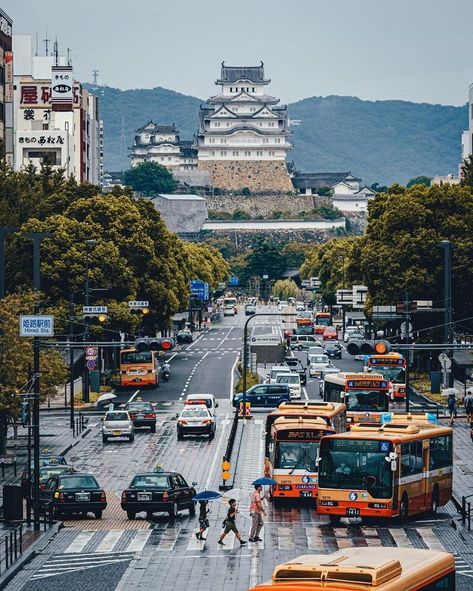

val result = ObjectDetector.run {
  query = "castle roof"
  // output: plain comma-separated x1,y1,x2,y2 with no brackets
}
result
216,61,270,85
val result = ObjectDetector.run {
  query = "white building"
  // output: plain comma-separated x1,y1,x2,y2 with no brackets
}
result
331,174,376,213
461,82,473,164
0,9,13,165
13,35,101,184
130,122,197,171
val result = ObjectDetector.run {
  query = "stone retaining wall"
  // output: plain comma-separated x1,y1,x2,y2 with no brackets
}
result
198,160,294,193
206,193,319,217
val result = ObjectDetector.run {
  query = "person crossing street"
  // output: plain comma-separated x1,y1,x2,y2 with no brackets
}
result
218,499,246,546
249,484,266,543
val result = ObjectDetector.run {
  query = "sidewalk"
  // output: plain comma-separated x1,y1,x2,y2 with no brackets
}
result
450,417,473,503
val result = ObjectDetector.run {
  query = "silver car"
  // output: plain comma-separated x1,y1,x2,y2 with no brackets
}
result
102,410,134,443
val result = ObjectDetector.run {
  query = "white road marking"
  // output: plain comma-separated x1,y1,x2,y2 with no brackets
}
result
64,531,96,553
302,387,309,400
127,389,141,404
229,355,239,402
389,528,413,548
127,530,152,552
96,530,125,553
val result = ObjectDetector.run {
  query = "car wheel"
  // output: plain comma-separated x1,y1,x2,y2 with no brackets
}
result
298,345,303,351
189,502,196,516
126,510,136,520
177,430,183,441
94,510,103,519
129,434,134,442
168,502,179,519
102,436,108,444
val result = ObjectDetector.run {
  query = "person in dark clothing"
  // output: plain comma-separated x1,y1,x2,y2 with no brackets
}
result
196,500,210,540
218,499,246,546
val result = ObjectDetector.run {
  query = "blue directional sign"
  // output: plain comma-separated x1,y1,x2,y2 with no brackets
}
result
228,276,239,287
190,280,210,301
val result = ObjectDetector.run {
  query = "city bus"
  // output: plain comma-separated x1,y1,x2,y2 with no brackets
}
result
247,547,456,591
267,417,335,504
368,353,407,400
119,348,161,388
322,372,391,428
294,317,314,335
223,296,237,316
314,311,332,335
317,421,453,522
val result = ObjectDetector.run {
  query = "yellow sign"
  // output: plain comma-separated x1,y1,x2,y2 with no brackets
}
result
54,492,60,498
222,460,230,471
222,470,231,481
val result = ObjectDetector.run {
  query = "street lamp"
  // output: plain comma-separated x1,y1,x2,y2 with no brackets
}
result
438,240,454,386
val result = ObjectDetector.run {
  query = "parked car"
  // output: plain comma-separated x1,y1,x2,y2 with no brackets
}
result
102,410,134,443
290,334,319,350
309,354,331,378
124,401,157,431
233,384,291,408
323,326,338,341
276,373,302,399
177,404,216,440
245,304,256,316
177,329,193,344
121,470,197,519
324,342,342,359
41,472,107,519
185,393,218,417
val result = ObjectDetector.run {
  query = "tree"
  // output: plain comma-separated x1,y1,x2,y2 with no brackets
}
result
406,176,432,188
281,243,310,268
122,162,177,195
272,279,299,301
460,156,473,189
246,238,286,280
0,291,68,454
370,182,388,193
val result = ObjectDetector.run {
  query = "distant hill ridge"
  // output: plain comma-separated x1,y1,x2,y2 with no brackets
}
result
85,84,467,185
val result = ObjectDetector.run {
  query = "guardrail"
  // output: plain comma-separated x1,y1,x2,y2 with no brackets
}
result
219,409,240,491
72,412,88,437
460,494,473,530
0,524,23,575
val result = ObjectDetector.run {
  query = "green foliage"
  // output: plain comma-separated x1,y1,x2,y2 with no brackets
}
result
316,187,332,197
281,243,310,268
246,238,287,281
460,156,473,189
370,183,388,193
272,279,299,300
235,366,260,393
232,210,251,220
406,176,432,188
123,162,176,195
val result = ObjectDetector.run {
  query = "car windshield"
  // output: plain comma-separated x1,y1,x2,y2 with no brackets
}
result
344,390,389,412
181,409,209,418
130,475,169,488
372,366,406,384
121,351,152,364
311,355,328,364
105,412,129,421
60,476,98,489
126,403,152,412
277,375,299,384
318,439,393,498
39,467,70,482
276,441,318,472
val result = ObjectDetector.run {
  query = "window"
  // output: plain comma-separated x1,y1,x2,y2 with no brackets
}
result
226,122,230,127
230,87,233,93
256,150,263,156
430,435,452,469
209,138,215,144
235,87,238,92
220,150,226,156
401,441,424,476
214,122,221,128
263,138,269,143
244,150,251,157
220,139,227,144
210,151,215,156
252,87,255,92
275,138,281,143
232,151,239,156
269,150,275,156
268,121,275,127
419,572,455,590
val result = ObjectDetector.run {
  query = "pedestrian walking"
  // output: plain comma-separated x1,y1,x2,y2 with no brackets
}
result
249,484,266,543
464,388,473,422
196,500,210,540
447,392,457,425
218,499,246,546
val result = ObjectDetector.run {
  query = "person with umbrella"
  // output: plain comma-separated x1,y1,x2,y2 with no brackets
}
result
196,500,210,540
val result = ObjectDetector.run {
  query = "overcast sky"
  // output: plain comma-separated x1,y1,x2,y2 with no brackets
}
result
5,0,473,105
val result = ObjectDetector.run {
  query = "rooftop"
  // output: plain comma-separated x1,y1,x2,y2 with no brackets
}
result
216,61,270,85
152,194,206,201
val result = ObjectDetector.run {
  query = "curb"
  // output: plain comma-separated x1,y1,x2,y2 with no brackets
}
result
59,427,92,458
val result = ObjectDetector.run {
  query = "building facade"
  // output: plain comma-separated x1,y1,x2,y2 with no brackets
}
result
331,174,376,213
0,10,13,165
12,35,101,184
196,62,294,192
461,82,473,164
130,122,197,171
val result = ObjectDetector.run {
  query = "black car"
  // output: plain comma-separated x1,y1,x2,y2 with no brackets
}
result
233,384,291,408
124,401,157,431
177,329,193,344
41,472,107,519
283,357,307,385
121,470,197,519
21,453,67,497
324,342,342,359
39,465,75,492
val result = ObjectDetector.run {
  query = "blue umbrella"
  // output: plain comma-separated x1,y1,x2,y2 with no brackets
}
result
192,490,222,502
252,477,277,486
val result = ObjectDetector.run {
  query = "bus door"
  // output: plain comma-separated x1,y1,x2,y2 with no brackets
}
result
422,439,430,510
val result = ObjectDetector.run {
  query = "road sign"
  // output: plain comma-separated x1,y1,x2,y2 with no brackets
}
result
85,346,97,357
190,280,209,301
438,352,452,370
83,306,107,314
128,301,149,308
20,315,54,337
86,359,96,371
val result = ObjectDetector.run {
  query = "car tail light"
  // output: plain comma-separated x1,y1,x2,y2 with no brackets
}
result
121,491,127,501
162,491,169,501
145,414,156,419
202,420,211,425
100,491,106,502
58,492,65,503
178,420,187,425
129,414,136,419
40,483,45,490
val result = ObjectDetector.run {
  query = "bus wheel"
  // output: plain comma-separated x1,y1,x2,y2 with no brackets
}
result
329,514,341,525
431,486,440,514
399,494,409,521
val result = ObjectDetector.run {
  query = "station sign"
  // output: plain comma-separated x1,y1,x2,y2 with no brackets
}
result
20,315,54,337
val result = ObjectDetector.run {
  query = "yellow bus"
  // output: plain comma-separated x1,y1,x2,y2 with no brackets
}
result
317,422,453,523
322,372,391,428
267,417,335,505
247,547,456,591
367,353,407,400
119,348,160,388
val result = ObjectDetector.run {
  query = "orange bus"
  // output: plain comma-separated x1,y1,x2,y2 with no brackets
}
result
317,422,453,523
267,417,335,504
119,348,161,388
322,372,391,428
294,317,314,335
314,312,331,335
368,353,407,400
247,547,456,591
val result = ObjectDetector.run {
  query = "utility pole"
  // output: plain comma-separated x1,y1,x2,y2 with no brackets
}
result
24,231,50,532
69,295,75,429
0,227,18,298
83,240,96,403
403,292,412,413
439,241,454,386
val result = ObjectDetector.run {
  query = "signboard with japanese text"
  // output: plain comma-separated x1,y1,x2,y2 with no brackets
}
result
4,51,12,102
128,301,149,308
17,132,65,146
20,315,54,337
51,66,74,110
83,306,108,314
19,80,81,109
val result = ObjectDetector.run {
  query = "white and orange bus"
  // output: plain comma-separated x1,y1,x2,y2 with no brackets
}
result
368,353,407,400
119,348,160,388
322,372,391,428
267,417,335,505
247,547,456,591
317,421,453,523
314,311,332,335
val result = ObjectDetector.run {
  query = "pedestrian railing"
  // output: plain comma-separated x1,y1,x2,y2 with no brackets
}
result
0,523,23,575
72,412,88,437
219,409,240,491
0,461,17,479
461,494,473,530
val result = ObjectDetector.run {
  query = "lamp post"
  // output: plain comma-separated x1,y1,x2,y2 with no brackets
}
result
438,240,453,387
83,239,96,403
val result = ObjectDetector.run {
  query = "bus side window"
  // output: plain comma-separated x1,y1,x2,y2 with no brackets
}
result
430,435,452,470
410,441,423,474
400,443,410,478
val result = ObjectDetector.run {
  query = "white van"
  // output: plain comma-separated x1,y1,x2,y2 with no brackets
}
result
268,365,292,384
276,373,302,399
185,393,218,417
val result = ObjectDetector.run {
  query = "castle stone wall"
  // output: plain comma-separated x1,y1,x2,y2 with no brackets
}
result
198,160,294,193
206,193,317,217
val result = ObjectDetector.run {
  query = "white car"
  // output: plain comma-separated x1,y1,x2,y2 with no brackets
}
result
177,404,216,440
295,302,305,312
309,354,331,378
102,410,134,443
185,393,218,417
278,300,288,311
276,373,302,399
268,366,292,384
343,327,363,342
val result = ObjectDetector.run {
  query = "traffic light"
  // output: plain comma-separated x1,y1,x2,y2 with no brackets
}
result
83,306,108,325
346,339,391,356
134,337,175,352
130,307,149,315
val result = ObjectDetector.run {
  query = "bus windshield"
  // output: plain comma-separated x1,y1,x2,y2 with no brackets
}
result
316,316,331,326
373,366,405,384
319,439,392,498
276,441,318,472
344,389,388,412
121,351,152,364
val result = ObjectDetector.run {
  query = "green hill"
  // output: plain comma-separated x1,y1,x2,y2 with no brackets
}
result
86,85,467,185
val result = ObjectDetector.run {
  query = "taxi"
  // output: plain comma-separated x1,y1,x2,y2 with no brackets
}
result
21,452,67,497
177,402,216,440
41,472,107,519
121,468,197,519
39,465,75,492
124,400,157,432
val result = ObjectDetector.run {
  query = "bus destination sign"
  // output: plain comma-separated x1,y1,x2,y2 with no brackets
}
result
347,379,388,389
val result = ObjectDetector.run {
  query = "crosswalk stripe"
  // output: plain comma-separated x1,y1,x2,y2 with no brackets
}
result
64,531,96,553
31,553,133,580
221,530,237,550
127,530,152,553
187,532,206,551
157,527,179,551
96,530,125,553
389,528,413,548
417,528,444,551
248,525,264,549
278,526,294,550
305,526,323,550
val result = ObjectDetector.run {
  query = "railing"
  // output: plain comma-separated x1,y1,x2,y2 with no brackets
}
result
0,461,17,479
72,412,88,437
461,494,473,530
219,409,240,491
0,524,23,575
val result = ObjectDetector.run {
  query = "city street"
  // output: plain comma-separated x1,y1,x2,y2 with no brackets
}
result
3,308,473,591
